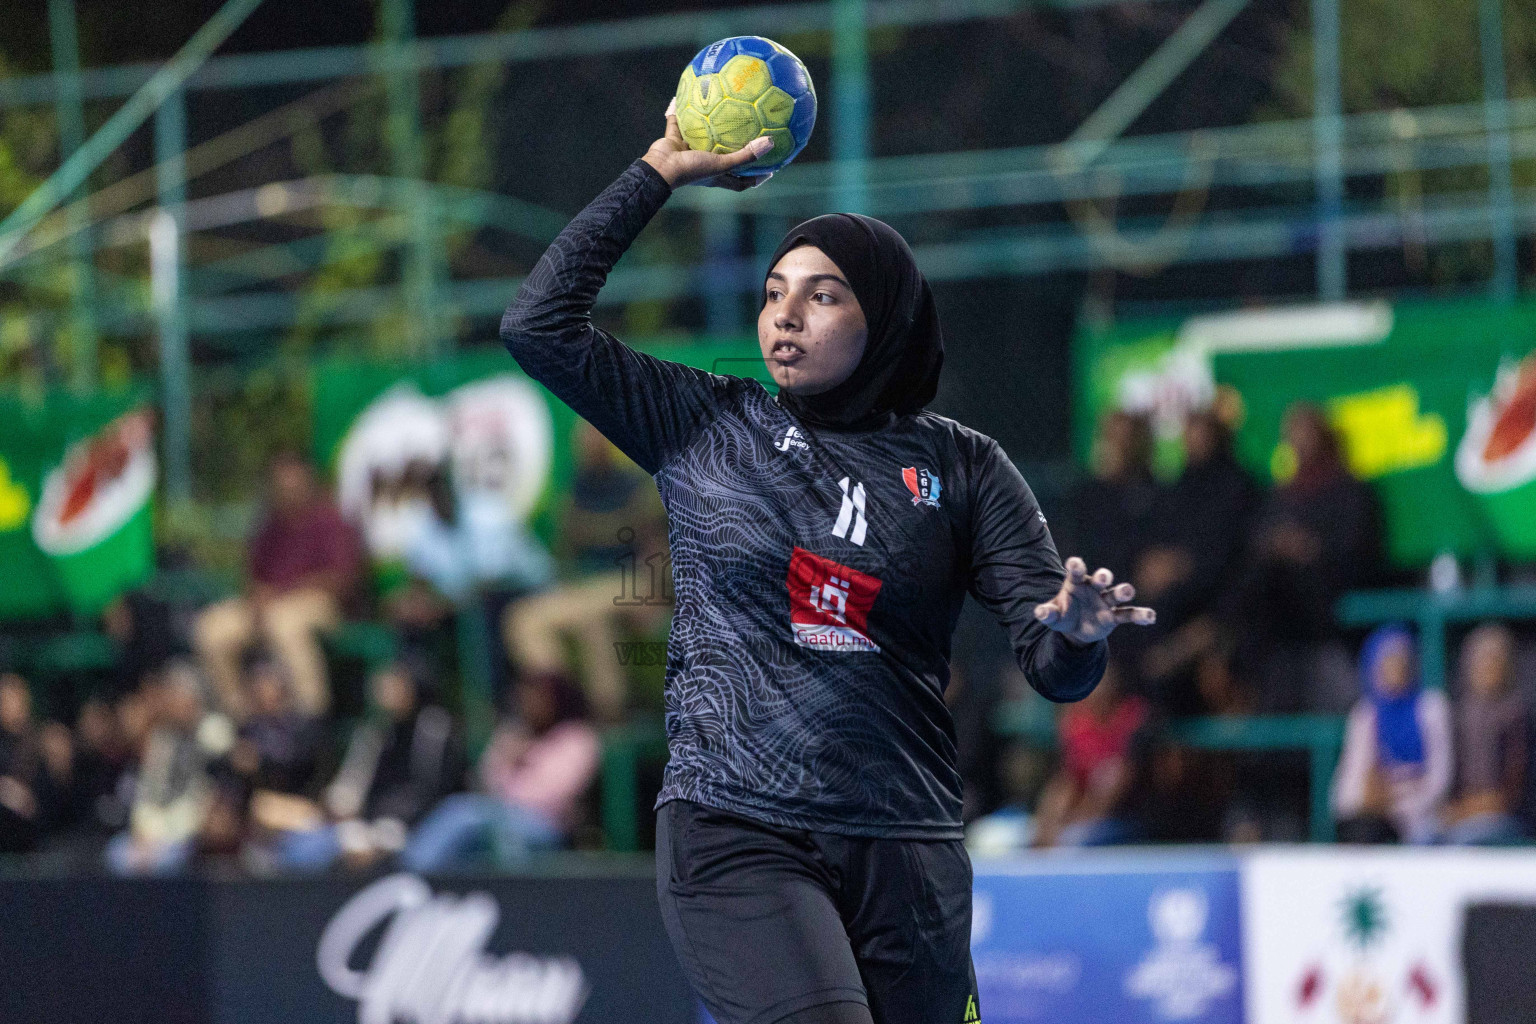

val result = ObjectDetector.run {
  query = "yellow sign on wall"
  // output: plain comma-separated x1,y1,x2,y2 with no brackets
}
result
0,457,31,532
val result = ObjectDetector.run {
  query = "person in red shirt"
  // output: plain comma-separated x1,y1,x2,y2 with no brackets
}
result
194,452,362,719
1032,660,1149,847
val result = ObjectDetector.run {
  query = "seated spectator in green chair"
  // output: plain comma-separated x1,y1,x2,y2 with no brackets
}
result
1031,661,1150,848
1332,625,1452,845
105,661,224,875
194,451,364,721
1442,623,1528,846
503,422,670,722
402,672,599,871
270,660,463,872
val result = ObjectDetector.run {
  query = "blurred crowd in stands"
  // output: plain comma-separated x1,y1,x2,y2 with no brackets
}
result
0,400,1532,875
968,400,1533,850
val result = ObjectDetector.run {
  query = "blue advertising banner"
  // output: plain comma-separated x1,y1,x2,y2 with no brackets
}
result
971,854,1244,1024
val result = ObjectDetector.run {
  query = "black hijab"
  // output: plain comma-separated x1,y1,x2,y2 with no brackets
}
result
762,213,944,431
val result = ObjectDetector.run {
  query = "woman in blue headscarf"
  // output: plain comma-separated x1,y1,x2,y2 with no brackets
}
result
1331,624,1453,844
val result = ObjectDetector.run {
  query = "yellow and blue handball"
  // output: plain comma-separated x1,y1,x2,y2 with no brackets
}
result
675,36,817,176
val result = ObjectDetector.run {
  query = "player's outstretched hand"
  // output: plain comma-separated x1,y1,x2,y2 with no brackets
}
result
1033,556,1156,644
641,98,774,191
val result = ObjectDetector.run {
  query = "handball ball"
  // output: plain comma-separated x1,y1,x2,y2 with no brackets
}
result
674,36,817,176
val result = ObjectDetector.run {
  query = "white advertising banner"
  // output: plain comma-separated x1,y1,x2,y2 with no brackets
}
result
1243,848,1536,1024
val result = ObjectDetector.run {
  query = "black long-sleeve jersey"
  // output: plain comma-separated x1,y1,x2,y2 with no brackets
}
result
501,159,1106,839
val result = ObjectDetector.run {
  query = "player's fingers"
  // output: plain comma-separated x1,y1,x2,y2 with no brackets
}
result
1111,582,1135,604
1112,605,1157,626
663,98,684,145
695,138,773,189
726,135,774,168
1064,556,1087,583
1091,567,1114,590
1034,601,1063,626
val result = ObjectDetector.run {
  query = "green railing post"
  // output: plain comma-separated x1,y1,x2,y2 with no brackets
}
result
830,0,871,215
600,720,669,852
601,729,642,853
1311,0,1345,300
1309,728,1340,842
47,0,99,392
378,0,443,358
703,203,743,335
455,605,497,756
153,87,192,502
1417,608,1449,693
1478,0,1517,301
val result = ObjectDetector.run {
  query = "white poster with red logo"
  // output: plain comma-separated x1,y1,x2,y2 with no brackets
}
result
1242,848,1536,1024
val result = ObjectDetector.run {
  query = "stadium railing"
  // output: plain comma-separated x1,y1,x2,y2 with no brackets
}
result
1336,582,1536,690
990,700,1347,842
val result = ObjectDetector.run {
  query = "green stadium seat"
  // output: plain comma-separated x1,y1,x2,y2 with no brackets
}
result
322,620,398,667
26,631,118,676
599,718,669,852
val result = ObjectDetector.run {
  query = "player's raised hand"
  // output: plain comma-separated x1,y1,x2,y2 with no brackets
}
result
1033,556,1156,644
641,99,775,191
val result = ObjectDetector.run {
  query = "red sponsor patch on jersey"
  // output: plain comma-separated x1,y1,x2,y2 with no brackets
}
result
786,546,882,653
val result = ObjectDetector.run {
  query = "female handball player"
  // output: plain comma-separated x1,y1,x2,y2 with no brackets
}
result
500,105,1156,1024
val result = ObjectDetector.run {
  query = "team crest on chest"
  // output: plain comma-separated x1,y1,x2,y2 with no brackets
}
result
901,466,942,508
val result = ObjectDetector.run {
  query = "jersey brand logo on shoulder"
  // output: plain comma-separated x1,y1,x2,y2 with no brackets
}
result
786,547,882,653
901,466,942,508
774,425,809,453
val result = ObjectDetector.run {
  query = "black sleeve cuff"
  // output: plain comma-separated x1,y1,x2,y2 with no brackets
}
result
631,157,675,199
1033,631,1109,703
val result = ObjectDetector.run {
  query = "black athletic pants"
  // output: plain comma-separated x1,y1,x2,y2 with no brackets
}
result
656,800,980,1024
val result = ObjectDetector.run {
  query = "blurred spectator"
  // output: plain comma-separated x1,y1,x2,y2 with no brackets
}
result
401,459,554,607
194,785,249,869
194,451,363,720
105,662,223,875
1054,410,1160,598
0,673,56,853
273,661,462,871
37,697,136,865
1442,624,1528,845
386,458,555,696
101,590,178,698
1135,408,1263,712
1196,647,1308,842
503,422,669,721
228,654,323,798
1229,402,1381,712
1031,661,1149,847
402,672,599,871
1333,625,1452,845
